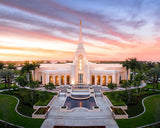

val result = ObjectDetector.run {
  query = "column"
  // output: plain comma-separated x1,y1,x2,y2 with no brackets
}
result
117,73,120,86
46,73,49,84
106,75,108,85
95,75,97,85
59,75,61,85
100,75,103,85
64,75,67,85
53,75,55,85
42,72,45,85
112,73,116,83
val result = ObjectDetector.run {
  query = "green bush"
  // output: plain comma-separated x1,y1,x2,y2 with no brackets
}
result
45,83,55,90
108,83,117,89
16,75,28,86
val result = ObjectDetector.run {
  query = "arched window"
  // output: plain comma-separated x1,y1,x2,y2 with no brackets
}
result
78,55,83,70
91,75,95,85
49,76,53,83
67,75,70,85
102,76,106,86
55,75,59,85
108,76,112,84
61,75,64,85
97,75,101,85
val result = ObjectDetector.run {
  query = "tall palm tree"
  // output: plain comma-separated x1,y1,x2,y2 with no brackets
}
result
128,58,140,78
0,62,4,70
149,67,159,91
0,70,7,88
7,63,16,70
21,61,34,83
0,69,14,90
31,61,40,81
121,60,130,81
6,70,14,91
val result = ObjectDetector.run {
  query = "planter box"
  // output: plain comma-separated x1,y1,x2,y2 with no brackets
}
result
110,106,128,119
32,106,52,119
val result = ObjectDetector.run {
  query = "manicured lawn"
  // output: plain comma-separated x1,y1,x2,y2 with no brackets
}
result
35,94,55,106
2,88,57,116
145,83,160,90
0,83,18,90
116,95,160,128
103,91,126,106
0,94,43,128
104,89,160,117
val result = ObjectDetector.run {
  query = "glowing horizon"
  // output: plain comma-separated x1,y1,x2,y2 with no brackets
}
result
0,0,160,61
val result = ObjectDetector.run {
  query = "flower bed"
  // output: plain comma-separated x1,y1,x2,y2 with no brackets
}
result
111,106,128,119
35,106,49,114
111,107,125,115
32,106,52,119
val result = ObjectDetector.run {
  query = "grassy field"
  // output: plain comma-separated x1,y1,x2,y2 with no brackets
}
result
116,95,160,128
0,83,18,90
145,83,160,90
2,88,57,116
0,93,43,128
103,91,126,106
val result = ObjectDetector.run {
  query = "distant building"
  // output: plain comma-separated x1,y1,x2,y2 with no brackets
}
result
34,21,129,85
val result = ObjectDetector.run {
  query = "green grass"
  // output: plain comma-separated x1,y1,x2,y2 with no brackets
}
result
145,83,160,90
116,95,160,128
0,83,18,90
0,93,43,128
2,88,57,117
103,92,126,106
35,93,56,106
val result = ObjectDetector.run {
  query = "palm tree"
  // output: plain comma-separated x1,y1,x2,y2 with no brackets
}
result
6,70,14,91
0,69,14,90
0,70,8,88
31,61,40,81
21,61,34,83
7,63,16,70
149,67,159,91
128,58,140,78
0,62,4,70
121,60,130,82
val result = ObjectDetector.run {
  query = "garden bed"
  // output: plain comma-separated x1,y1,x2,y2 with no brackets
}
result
111,106,128,119
103,89,160,117
35,107,49,114
2,88,57,117
32,106,51,119
111,107,125,115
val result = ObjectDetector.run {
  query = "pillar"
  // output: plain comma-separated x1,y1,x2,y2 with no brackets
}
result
42,72,45,85
46,73,49,84
100,75,103,85
95,75,97,85
53,75,55,85
64,75,66,85
117,73,120,86
59,75,61,85
106,75,108,85
112,73,116,83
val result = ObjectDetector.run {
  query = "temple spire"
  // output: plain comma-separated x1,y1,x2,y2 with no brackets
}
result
77,20,84,51
79,20,82,43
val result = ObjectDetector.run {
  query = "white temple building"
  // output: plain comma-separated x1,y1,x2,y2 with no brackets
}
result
34,21,129,86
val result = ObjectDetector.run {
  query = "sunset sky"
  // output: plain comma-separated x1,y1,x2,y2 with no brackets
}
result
0,0,160,61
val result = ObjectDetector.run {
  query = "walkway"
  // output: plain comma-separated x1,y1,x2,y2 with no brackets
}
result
41,96,118,128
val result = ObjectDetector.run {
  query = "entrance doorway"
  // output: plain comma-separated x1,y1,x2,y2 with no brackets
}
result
78,73,83,83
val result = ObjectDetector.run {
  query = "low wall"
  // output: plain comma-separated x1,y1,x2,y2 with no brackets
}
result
32,106,52,119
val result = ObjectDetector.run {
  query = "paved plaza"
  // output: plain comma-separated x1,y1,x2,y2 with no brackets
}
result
41,95,119,128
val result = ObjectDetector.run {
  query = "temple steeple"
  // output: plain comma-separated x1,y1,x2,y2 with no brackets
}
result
77,20,84,51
